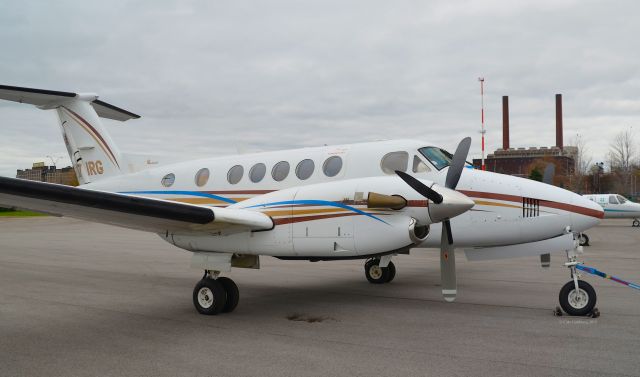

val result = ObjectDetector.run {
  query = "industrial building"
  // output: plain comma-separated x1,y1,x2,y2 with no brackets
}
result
472,94,577,183
16,162,78,186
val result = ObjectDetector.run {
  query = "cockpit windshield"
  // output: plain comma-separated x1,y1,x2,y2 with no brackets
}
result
419,147,453,171
617,195,628,204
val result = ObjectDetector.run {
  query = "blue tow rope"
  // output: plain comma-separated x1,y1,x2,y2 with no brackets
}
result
576,264,640,291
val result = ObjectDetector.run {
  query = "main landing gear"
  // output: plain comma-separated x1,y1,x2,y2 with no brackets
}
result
364,257,396,284
632,219,640,227
193,270,239,315
558,246,597,316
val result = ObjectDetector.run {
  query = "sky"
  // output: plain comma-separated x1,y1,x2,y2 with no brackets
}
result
1,0,638,177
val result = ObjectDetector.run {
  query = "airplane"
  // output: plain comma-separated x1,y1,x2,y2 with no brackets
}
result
0,84,604,317
584,194,640,227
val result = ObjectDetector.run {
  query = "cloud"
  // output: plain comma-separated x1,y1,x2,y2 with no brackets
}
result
1,0,639,176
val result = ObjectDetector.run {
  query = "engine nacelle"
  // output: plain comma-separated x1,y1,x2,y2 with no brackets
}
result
409,218,430,244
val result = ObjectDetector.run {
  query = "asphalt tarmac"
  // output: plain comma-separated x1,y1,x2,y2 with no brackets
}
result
1,217,639,377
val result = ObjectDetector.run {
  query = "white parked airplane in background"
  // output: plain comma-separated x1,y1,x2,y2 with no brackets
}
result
584,194,640,227
0,85,604,316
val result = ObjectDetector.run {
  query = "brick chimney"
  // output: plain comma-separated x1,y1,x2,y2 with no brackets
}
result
502,96,509,150
555,94,563,149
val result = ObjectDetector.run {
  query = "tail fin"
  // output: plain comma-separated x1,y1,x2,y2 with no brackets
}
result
0,85,139,184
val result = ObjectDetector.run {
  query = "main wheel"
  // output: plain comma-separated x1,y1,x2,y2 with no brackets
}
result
217,277,239,313
633,219,640,227
578,233,590,246
386,261,396,283
364,259,390,284
559,280,597,316
193,278,227,315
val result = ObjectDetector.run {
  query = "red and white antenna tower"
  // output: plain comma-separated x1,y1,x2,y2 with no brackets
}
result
479,77,486,171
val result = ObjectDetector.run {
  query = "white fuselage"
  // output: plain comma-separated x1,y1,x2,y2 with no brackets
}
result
84,139,603,259
584,194,640,219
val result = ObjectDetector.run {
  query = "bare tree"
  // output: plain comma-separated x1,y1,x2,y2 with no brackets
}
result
608,128,637,195
568,134,592,193
570,134,592,175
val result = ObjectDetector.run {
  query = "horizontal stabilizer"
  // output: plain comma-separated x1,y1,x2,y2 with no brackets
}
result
0,84,140,121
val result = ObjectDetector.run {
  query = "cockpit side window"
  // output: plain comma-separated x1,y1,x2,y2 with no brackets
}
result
412,155,430,173
380,151,409,175
609,195,619,204
419,147,452,171
616,195,627,204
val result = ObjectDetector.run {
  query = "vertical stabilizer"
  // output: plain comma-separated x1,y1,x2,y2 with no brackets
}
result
56,98,124,184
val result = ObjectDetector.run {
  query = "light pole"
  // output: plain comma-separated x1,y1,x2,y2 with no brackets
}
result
479,77,486,170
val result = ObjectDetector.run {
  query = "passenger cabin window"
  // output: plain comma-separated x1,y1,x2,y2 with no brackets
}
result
323,156,343,177
419,147,452,171
249,163,266,183
412,155,430,173
380,151,409,175
227,165,244,184
609,195,619,204
161,173,175,187
195,168,210,187
616,195,627,204
272,161,290,182
296,159,315,180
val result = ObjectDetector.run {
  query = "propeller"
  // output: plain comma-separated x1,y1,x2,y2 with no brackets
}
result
396,137,472,302
543,163,555,185
540,163,555,267
439,137,471,302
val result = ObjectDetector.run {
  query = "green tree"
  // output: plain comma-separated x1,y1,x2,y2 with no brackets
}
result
529,168,543,182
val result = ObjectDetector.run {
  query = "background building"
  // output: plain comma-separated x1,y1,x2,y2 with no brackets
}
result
472,94,576,186
16,162,79,186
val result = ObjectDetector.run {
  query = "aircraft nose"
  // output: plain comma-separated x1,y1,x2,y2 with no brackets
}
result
428,185,475,223
571,193,603,232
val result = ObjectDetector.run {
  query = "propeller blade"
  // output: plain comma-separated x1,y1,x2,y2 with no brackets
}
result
440,223,457,302
543,163,555,185
445,137,472,189
443,219,453,245
395,170,443,204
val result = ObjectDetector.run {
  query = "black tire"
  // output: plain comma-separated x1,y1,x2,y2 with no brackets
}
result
633,220,640,227
364,259,390,284
579,233,590,246
385,261,396,283
193,278,227,315
217,277,239,313
559,280,597,316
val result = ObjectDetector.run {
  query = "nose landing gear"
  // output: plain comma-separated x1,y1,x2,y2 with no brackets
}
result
559,242,598,317
632,219,639,227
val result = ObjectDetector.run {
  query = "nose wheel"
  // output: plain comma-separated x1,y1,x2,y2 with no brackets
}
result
364,258,396,284
633,219,639,227
192,270,240,315
559,280,597,316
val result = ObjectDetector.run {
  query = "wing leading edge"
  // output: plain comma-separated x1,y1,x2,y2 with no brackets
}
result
0,177,273,234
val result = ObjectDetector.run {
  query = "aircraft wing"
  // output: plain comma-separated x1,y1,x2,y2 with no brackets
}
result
0,177,273,234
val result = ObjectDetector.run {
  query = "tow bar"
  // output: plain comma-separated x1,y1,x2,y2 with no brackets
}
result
576,264,640,291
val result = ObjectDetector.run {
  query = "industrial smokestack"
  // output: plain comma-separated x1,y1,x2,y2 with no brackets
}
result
555,94,563,149
502,96,509,150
